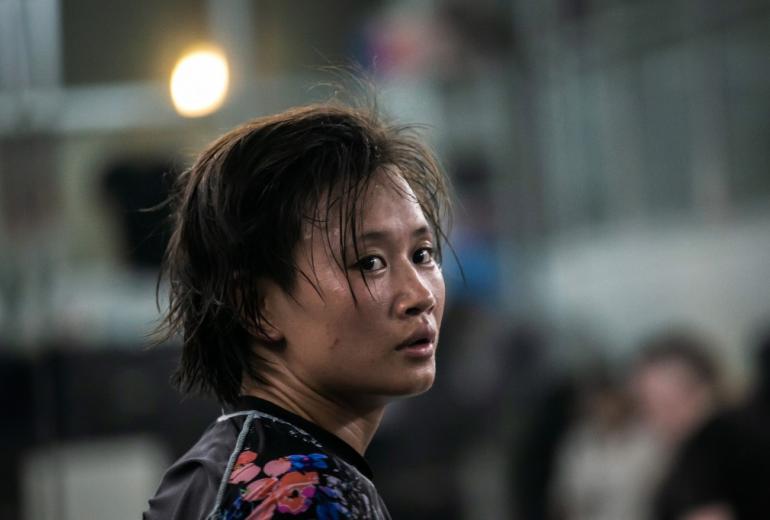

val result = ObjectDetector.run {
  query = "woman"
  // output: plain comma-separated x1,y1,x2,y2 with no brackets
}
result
144,101,450,519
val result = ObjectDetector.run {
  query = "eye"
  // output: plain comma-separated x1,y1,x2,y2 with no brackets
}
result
356,255,386,272
412,247,434,265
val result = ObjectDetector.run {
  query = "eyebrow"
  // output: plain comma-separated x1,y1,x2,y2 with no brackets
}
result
358,225,432,243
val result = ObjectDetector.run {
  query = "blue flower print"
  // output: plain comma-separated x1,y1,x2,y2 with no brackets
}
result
287,453,329,471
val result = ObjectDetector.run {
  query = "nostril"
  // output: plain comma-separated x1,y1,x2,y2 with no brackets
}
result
404,296,435,317
405,306,422,317
398,284,436,317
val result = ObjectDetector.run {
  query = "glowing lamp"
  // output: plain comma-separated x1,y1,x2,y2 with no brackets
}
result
170,48,229,117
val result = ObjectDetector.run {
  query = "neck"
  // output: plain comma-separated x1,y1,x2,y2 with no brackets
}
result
242,375,386,455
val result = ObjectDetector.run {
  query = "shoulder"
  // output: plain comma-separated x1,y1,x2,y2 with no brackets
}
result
144,416,247,520
144,460,217,520
213,411,391,519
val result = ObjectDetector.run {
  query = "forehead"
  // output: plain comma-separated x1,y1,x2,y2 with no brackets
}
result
308,168,428,237
360,171,424,224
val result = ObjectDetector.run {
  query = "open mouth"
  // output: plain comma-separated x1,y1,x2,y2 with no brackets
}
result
404,337,430,348
397,333,435,350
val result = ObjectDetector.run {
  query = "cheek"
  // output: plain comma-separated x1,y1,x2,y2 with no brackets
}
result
316,275,381,334
432,270,447,320
284,273,353,338
345,275,389,312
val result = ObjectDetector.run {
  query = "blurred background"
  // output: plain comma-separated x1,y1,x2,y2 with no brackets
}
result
1,0,769,519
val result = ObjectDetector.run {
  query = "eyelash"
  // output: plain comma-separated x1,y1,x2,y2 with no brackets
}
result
354,247,435,272
412,247,435,265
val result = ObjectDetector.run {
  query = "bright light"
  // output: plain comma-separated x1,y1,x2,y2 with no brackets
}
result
170,48,229,118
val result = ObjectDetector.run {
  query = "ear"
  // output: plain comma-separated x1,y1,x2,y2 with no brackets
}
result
250,278,285,343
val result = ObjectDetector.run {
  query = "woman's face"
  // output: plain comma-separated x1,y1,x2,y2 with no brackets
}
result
632,359,714,443
261,169,445,405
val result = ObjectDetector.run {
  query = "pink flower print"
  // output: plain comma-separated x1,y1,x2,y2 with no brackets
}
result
236,451,258,466
229,450,261,484
230,463,261,484
245,495,280,520
264,457,292,477
274,471,319,515
242,471,319,519
243,477,279,502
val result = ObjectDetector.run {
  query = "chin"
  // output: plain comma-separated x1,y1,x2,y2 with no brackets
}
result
347,365,436,402
388,370,436,397
407,379,435,396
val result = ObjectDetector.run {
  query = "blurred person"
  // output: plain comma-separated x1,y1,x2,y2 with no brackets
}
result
551,329,724,520
653,328,770,520
630,329,724,520
144,99,450,519
631,329,724,449
550,364,663,520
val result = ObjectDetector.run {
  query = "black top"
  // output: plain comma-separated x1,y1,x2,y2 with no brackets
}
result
144,396,391,519
654,398,770,520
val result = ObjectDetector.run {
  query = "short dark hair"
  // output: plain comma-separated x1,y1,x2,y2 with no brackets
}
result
158,102,451,404
635,328,720,388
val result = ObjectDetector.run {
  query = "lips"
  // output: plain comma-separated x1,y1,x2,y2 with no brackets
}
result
396,324,437,350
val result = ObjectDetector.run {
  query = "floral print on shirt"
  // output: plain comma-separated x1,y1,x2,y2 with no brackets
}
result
214,410,390,520
222,450,350,520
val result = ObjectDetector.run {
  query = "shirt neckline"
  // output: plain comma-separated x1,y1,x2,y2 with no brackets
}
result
233,395,374,480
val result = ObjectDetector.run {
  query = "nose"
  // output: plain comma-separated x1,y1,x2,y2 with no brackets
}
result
393,264,437,318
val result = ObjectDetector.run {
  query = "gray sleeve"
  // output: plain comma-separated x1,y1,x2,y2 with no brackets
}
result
143,460,220,520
